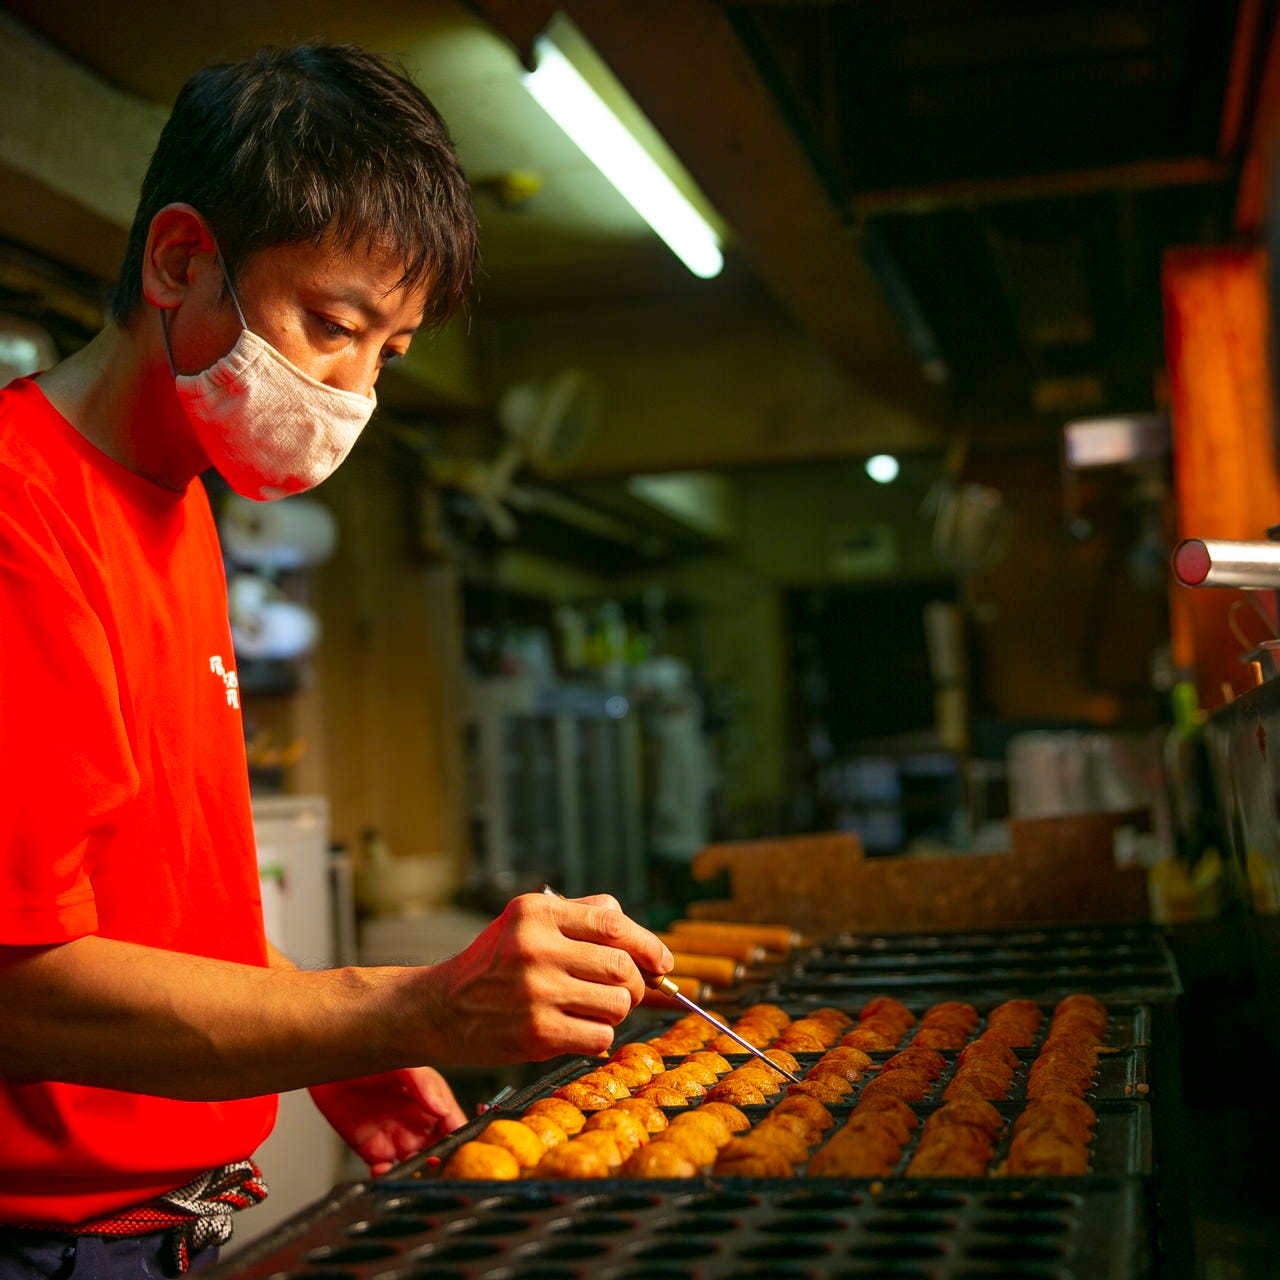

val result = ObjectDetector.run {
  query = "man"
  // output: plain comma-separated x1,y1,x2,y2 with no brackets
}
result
0,43,672,1278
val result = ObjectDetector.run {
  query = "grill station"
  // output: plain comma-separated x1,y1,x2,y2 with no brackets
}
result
211,924,1182,1280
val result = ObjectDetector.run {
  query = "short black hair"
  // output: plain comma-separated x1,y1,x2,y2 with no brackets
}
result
110,44,477,329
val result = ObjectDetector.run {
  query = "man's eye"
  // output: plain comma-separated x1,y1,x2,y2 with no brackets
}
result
380,349,405,367
315,316,353,340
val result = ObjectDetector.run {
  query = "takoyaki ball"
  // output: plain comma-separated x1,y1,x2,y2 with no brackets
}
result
990,997,1041,1022
1033,1048,1097,1077
787,1017,840,1046
648,1034,700,1058
612,1042,665,1074
924,1002,980,1030
982,1024,1035,1049
521,1114,569,1150
808,1138,895,1178
525,1097,587,1135
684,1050,733,1076
719,1060,767,1083
771,1093,835,1138
841,1026,899,1052
727,1024,773,1049
571,1130,625,1169
610,1096,670,1133
582,1108,649,1160
1015,1094,1096,1141
773,1029,828,1054
706,1079,768,1107
804,1065,862,1096
1006,1129,1089,1176
758,1112,815,1156
927,1096,1002,1139
834,1117,904,1166
476,1118,544,1169
1039,1035,1100,1067
854,1095,920,1145
729,1026,776,1051
810,1006,853,1033
1027,1069,1093,1099
575,1070,630,1100
881,1048,947,1080
633,1083,690,1107
959,1040,1019,1070
1012,1107,1091,1149
987,999,1042,1039
658,1066,708,1099
708,1033,747,1055
533,1140,614,1179
667,1108,733,1148
857,1073,930,1104
741,1003,791,1030
860,996,915,1027
724,1063,781,1092
785,1077,851,1105
600,1058,652,1090
441,1141,521,1180
905,1141,991,1179
670,1057,718,1086
943,1070,1011,1102
713,1140,795,1178
651,1125,717,1168
553,1082,614,1111
910,1027,967,1051
697,1100,751,1134
821,1046,873,1073
676,1010,725,1040
731,1123,808,1164
763,1048,801,1076
806,1057,863,1085
1054,994,1107,1036
622,1142,699,1179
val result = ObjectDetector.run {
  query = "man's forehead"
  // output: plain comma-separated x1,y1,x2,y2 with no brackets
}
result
256,236,430,327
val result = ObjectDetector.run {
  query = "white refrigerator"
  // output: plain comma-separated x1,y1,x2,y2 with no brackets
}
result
229,796,349,1252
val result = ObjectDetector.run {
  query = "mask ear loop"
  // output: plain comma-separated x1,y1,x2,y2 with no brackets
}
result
213,247,250,332
159,239,247,378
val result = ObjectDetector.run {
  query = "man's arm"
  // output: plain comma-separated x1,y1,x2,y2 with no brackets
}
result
0,894,672,1102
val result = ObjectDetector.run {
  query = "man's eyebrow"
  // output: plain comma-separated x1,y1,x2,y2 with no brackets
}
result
322,286,422,335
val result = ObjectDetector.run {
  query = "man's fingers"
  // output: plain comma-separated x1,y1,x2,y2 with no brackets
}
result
533,1009,617,1058
572,893,623,912
555,903,674,976
554,967,638,1024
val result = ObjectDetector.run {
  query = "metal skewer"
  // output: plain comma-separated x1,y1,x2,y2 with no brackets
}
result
644,973,801,1084
541,885,801,1085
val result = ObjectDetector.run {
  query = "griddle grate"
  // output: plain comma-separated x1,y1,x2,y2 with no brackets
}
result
214,1178,1147,1279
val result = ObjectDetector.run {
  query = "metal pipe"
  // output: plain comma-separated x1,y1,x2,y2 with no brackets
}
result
1172,538,1280,588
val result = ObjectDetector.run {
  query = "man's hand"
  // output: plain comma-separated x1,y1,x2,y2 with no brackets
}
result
310,1067,466,1176
422,893,673,1065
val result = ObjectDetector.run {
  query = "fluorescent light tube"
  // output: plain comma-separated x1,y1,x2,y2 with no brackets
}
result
523,34,724,279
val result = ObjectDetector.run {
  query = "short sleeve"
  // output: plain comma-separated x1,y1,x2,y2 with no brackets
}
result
0,472,139,944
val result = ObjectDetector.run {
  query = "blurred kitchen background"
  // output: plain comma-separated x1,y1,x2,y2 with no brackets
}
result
6,0,1280,1244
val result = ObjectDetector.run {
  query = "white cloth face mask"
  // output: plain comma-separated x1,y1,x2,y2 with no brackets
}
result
162,255,376,502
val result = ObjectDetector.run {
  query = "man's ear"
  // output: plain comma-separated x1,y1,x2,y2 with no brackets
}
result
141,204,219,310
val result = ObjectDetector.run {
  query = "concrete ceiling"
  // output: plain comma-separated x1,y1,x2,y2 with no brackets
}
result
2,0,690,311
3,0,1261,476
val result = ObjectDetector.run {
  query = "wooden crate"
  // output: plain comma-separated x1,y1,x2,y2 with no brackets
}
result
688,813,1150,935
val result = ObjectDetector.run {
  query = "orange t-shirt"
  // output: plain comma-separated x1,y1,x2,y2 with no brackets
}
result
0,378,276,1224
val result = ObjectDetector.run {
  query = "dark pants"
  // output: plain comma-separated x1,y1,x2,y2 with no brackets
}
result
0,1233,219,1279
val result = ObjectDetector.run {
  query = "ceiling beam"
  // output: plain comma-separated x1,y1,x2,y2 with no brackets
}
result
1234,2,1280,234
853,156,1233,218
0,10,164,277
1218,0,1267,160
466,0,936,417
